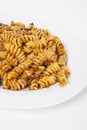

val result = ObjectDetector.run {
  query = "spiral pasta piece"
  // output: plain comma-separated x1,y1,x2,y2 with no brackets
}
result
57,40,65,56
29,75,56,90
4,43,26,63
3,78,26,90
29,78,39,90
56,38,67,66
0,31,22,47
33,48,55,66
1,60,12,79
23,39,47,53
37,75,57,89
57,70,67,86
21,34,37,43
44,62,60,76
58,53,67,66
7,54,34,79
61,66,70,78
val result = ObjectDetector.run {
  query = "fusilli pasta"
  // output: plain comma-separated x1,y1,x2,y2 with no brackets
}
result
0,21,70,90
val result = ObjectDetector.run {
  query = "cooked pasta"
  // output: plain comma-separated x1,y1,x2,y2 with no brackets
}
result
57,70,67,86
3,78,27,90
0,31,22,47
24,38,47,51
21,34,37,43
0,61,2,79
29,75,57,90
7,54,33,80
0,51,7,60
44,62,60,76
0,21,70,90
5,44,26,63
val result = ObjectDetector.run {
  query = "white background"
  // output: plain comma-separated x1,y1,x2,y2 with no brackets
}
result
0,0,87,129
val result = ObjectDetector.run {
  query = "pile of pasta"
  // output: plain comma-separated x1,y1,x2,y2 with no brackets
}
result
0,21,70,90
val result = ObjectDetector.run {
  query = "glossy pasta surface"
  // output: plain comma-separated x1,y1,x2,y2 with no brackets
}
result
0,21,70,90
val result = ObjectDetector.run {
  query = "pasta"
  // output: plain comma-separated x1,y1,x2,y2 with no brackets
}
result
5,44,26,63
0,21,70,90
3,78,27,90
23,38,47,53
0,61,2,80
44,62,60,76
0,31,22,47
57,70,67,86
32,48,55,66
7,54,33,80
29,75,57,90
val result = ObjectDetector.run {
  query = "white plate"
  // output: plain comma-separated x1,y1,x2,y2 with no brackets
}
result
0,15,87,109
